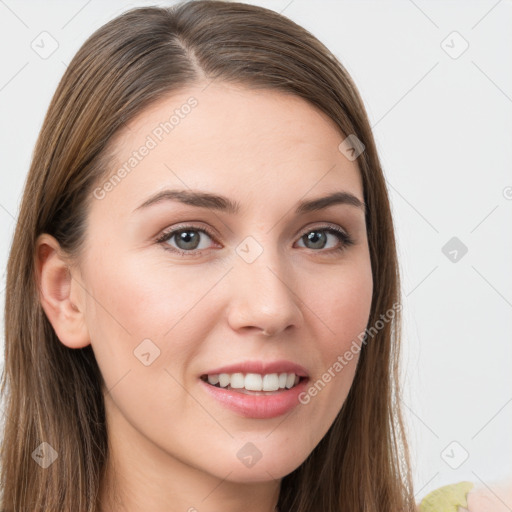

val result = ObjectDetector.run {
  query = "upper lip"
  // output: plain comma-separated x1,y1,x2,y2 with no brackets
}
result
201,360,309,378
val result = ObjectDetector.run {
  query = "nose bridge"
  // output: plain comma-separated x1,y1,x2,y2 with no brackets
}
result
227,235,303,334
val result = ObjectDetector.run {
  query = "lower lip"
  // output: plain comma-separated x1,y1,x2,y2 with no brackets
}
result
199,378,309,419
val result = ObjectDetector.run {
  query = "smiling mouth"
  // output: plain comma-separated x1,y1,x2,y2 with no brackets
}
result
200,372,306,395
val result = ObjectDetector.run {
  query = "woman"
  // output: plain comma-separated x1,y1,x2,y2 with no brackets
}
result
0,1,502,511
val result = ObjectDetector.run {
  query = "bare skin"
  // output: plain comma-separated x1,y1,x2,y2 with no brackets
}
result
36,82,373,512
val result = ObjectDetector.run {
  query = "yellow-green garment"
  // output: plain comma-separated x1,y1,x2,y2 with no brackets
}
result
419,481,475,512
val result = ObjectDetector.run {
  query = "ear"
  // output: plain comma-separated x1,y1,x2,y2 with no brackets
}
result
35,233,90,349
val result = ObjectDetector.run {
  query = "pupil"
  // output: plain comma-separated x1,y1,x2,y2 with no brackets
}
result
176,230,199,250
305,231,326,249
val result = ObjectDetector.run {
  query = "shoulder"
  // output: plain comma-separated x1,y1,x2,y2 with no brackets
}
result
417,478,512,512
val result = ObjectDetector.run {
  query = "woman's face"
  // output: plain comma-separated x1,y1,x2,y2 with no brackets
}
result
72,82,373,483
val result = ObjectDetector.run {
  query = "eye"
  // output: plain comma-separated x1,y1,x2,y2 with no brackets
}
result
156,225,217,255
156,224,354,256
295,226,354,254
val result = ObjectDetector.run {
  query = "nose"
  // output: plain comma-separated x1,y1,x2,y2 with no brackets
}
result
226,245,304,337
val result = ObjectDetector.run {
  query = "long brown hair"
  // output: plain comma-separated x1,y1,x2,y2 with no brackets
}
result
0,2,416,510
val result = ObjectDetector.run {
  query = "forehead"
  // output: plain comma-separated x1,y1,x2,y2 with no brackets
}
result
95,82,364,215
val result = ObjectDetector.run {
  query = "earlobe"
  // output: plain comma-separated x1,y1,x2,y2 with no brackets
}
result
35,233,90,349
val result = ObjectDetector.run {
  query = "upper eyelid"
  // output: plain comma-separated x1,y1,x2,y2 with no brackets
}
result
156,223,216,243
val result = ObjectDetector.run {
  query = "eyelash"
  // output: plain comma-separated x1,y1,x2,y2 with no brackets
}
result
155,223,355,257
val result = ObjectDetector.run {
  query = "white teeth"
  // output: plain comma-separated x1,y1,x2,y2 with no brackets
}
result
205,372,301,391
262,373,279,391
245,373,263,391
207,374,219,385
218,373,230,388
230,373,245,389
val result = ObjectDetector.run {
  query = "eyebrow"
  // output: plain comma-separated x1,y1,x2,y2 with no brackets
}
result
133,189,367,215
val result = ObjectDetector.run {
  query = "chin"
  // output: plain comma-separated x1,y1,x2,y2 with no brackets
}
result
201,442,310,484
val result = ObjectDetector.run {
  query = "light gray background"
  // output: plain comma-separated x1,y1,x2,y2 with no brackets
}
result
1,0,511,501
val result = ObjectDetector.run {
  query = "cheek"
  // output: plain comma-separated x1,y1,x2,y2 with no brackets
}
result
82,250,226,375
299,259,372,425
315,260,373,359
